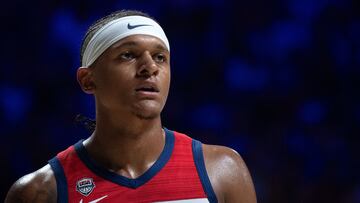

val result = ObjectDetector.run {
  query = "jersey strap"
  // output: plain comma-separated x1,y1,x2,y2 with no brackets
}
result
48,156,68,203
192,139,218,203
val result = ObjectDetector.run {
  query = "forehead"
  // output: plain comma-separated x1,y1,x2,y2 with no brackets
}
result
110,34,169,51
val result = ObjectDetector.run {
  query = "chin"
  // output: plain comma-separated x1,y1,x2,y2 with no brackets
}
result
134,112,160,120
132,101,163,120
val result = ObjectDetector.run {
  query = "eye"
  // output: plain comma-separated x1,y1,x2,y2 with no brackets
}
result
153,53,167,63
119,51,135,60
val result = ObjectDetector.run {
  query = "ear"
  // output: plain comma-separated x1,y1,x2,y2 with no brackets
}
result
77,67,96,94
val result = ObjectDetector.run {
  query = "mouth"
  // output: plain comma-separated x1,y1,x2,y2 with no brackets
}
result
135,84,160,93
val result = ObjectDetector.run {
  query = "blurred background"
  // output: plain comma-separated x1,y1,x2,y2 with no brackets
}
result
1,0,359,202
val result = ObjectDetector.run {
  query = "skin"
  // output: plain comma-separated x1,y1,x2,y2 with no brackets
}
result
5,34,257,203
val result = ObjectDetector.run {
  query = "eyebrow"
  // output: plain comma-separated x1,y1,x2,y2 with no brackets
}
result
112,41,138,48
154,44,168,52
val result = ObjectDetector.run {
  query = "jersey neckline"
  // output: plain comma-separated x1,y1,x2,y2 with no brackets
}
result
74,128,175,189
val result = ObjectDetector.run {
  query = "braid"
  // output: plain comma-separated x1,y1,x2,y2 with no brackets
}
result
75,114,96,133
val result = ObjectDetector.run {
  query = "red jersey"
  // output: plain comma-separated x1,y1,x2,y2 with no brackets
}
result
49,129,218,203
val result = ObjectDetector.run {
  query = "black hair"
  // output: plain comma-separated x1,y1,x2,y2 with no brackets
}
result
75,114,96,133
80,9,154,65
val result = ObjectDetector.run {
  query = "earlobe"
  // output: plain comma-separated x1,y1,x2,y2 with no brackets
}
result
77,67,96,94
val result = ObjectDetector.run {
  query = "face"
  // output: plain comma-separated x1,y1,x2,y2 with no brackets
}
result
82,34,171,120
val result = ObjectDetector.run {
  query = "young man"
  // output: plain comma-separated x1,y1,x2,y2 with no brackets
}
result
5,10,257,203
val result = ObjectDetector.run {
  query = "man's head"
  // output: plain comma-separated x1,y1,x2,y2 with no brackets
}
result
77,10,171,120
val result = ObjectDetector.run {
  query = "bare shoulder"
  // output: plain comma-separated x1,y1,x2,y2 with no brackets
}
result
202,144,257,203
5,164,57,203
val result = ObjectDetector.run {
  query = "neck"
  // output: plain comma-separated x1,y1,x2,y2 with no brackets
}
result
83,107,165,179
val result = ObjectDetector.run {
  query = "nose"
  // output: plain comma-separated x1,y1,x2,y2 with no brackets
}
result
136,51,159,78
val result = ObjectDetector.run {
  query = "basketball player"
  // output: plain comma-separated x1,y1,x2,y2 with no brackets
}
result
5,10,257,202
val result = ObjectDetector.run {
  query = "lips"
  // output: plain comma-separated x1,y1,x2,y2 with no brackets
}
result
135,82,159,94
136,86,159,92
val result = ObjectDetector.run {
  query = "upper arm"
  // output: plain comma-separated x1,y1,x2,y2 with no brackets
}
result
5,164,57,203
203,144,257,203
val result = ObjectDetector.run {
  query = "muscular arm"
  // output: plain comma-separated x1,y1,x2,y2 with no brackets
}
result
5,164,57,203
203,144,257,203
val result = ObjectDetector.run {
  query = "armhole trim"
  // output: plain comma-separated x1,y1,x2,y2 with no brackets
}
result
192,139,218,203
48,157,68,203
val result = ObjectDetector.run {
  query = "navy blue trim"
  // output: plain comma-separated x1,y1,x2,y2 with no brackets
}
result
192,139,218,203
48,157,68,203
74,128,175,189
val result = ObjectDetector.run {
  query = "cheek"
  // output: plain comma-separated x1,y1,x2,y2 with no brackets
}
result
99,65,131,82
161,69,171,93
94,67,134,96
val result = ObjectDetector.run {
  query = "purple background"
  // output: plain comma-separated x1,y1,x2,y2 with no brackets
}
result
1,0,359,202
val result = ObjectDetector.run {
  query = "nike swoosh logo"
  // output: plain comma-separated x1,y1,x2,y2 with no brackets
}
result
127,23,152,29
79,195,108,203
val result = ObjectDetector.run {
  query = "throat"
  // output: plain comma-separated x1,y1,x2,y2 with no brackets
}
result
83,127,166,179
109,159,157,179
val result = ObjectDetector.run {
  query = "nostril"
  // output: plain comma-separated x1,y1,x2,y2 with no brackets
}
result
137,64,159,77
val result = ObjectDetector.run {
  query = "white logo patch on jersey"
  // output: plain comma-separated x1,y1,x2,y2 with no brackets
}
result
76,178,95,196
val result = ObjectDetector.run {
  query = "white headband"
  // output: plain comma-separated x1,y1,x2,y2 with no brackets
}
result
82,15,170,67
